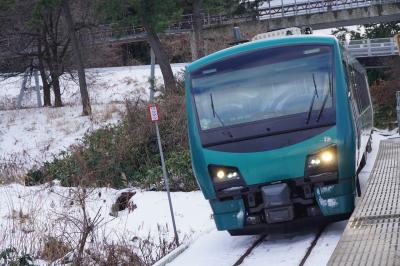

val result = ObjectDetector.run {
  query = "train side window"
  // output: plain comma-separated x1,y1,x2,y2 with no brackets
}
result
356,71,370,112
348,66,358,109
342,60,351,91
353,69,362,111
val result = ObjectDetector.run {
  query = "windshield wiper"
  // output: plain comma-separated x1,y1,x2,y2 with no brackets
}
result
306,73,319,124
316,74,333,122
210,93,225,127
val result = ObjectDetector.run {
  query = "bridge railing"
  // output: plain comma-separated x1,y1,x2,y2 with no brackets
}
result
346,38,399,57
87,0,400,41
257,0,400,19
198,0,400,27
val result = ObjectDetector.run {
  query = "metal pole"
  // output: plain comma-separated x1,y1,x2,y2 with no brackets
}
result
391,38,395,55
17,70,29,109
397,91,400,133
269,1,271,19
155,121,179,246
367,39,372,57
148,45,179,244
34,69,42,107
149,48,156,102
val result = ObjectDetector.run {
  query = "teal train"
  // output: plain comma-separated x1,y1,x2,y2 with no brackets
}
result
185,35,373,235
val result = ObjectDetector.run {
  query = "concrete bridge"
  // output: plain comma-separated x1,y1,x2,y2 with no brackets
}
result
347,37,399,68
84,0,400,45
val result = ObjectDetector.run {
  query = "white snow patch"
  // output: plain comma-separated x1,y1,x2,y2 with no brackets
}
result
0,183,213,260
167,230,257,266
0,64,186,109
318,198,338,208
320,185,335,194
304,221,347,266
359,130,395,191
0,64,186,171
241,232,317,266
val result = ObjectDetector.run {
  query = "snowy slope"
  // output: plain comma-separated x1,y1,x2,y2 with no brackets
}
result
0,64,186,109
0,183,213,263
0,64,186,175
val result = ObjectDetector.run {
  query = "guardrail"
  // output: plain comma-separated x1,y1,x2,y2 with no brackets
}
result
258,0,400,19
346,37,399,57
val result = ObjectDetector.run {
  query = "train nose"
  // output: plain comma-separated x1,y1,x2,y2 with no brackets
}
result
261,183,294,223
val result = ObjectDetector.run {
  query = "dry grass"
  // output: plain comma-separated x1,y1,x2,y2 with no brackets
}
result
123,77,139,86
0,184,184,265
40,236,71,262
46,108,64,122
6,209,31,223
0,153,34,184
98,103,122,123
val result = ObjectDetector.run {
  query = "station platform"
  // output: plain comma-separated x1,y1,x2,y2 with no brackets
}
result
328,139,400,266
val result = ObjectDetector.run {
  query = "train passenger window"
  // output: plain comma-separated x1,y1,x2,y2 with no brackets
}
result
191,45,335,130
342,61,350,89
356,70,370,113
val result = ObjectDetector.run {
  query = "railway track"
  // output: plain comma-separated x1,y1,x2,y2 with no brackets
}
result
232,234,268,266
231,225,327,266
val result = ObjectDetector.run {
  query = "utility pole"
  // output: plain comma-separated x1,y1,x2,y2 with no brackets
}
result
148,104,180,246
148,50,179,246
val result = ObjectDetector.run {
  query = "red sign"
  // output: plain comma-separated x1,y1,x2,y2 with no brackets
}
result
148,104,159,122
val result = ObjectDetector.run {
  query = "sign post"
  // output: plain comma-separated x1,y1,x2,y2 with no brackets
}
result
397,91,400,133
148,104,180,246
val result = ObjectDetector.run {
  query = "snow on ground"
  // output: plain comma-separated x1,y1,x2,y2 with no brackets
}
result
168,225,319,266
0,64,186,173
304,221,347,266
0,64,186,109
168,231,258,266
0,104,122,170
359,128,398,190
241,232,317,266
0,183,213,262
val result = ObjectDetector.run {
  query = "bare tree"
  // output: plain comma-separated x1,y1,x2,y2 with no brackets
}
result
191,0,205,59
61,0,92,116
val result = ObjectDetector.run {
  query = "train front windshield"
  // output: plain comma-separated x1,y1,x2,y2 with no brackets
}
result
191,45,334,131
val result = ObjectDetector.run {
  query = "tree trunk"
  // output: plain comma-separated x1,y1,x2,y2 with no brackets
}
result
192,0,204,59
51,73,62,107
37,36,51,106
38,60,51,107
61,0,92,116
144,24,177,92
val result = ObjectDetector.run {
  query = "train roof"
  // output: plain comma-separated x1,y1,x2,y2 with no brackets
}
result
186,35,338,73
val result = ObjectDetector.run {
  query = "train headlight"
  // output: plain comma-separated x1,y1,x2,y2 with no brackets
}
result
306,147,337,169
305,146,338,185
216,170,226,180
321,151,334,163
209,165,242,184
